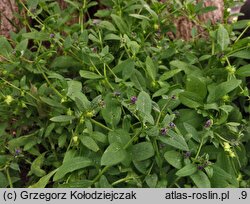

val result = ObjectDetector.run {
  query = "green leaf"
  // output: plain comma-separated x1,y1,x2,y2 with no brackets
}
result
79,70,103,79
28,153,46,177
8,134,35,150
104,33,121,41
111,14,128,34
67,80,82,98
99,21,117,31
91,131,108,144
79,134,100,152
170,60,202,76
143,3,158,21
34,172,53,193
50,115,75,122
51,56,82,69
131,142,155,161
217,24,230,51
136,91,152,115
176,164,197,177
152,85,170,98
183,123,200,142
160,68,182,81
113,59,135,81
0,172,8,188
63,0,80,9
101,94,121,128
175,109,203,130
145,56,157,80
158,130,189,151
101,142,126,166
186,75,207,99
190,170,211,188
130,69,146,91
99,175,112,188
23,31,49,41
59,180,93,188
58,134,67,148
0,36,13,57
136,91,154,124
129,14,150,21
164,150,183,169
207,79,242,103
233,19,250,29
40,96,65,109
179,91,202,108
16,39,28,52
236,64,250,77
229,50,250,59
108,129,131,147
145,174,158,188
53,157,93,181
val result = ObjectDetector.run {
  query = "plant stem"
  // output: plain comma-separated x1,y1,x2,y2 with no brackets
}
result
194,138,203,160
91,165,110,185
90,119,113,132
6,167,13,188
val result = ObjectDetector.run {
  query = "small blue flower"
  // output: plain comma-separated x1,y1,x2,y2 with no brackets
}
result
14,148,22,156
184,151,191,158
50,33,55,38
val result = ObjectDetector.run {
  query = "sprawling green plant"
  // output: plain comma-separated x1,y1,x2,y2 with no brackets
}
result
0,0,249,188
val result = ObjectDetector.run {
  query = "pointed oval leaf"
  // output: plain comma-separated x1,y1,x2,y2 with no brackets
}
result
101,142,126,166
176,163,197,177
164,150,183,169
236,64,250,77
131,142,155,161
50,115,75,122
190,170,211,188
53,157,93,181
79,135,100,152
158,130,189,151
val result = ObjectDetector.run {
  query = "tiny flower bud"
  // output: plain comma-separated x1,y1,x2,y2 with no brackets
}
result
130,96,137,104
204,119,213,128
197,165,204,171
160,128,167,135
184,151,191,158
4,95,14,105
229,151,236,158
50,33,55,38
15,148,22,156
113,91,121,97
169,122,176,128
72,136,78,143
86,110,94,118
223,142,231,151
171,95,176,100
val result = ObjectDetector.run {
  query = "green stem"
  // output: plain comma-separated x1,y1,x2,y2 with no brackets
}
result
156,99,170,126
124,129,141,149
90,119,113,132
38,67,63,98
0,77,39,101
235,25,250,43
6,167,13,188
19,0,43,26
195,138,203,160
91,165,110,185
